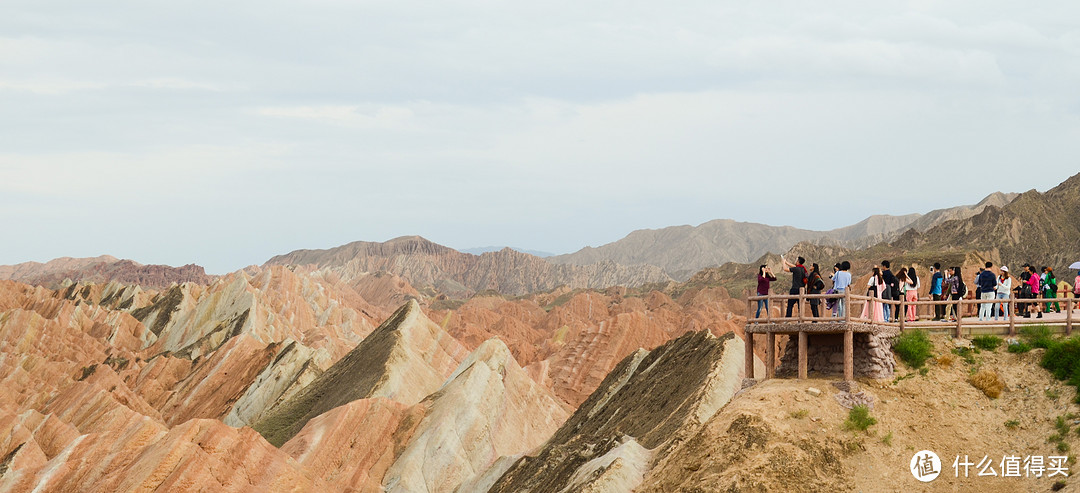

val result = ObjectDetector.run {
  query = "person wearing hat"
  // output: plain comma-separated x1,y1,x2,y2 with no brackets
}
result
995,265,1012,321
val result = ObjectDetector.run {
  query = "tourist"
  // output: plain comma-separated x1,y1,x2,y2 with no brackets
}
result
882,260,898,322
807,263,825,319
1043,267,1060,313
945,267,964,321
1024,265,1042,319
905,266,919,322
1017,264,1032,317
929,263,945,321
832,261,852,318
897,268,909,320
781,255,808,318
995,266,1011,321
755,265,777,319
861,267,885,322
1075,270,1080,300
977,262,997,321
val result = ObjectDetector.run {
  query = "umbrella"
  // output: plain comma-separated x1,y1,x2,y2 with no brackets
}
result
1071,261,1080,270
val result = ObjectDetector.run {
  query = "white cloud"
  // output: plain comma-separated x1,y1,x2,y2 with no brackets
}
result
1,0,1079,271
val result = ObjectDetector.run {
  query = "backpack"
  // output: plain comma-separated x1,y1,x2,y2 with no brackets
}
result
1075,275,1080,295
957,281,967,298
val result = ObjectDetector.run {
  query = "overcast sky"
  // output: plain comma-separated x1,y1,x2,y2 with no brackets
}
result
2,1,1078,273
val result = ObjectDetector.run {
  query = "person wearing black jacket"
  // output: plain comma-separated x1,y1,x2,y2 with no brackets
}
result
782,255,808,318
807,263,824,319
882,260,899,322
977,262,998,321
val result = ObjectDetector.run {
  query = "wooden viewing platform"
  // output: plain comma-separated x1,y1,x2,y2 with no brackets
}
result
744,290,1078,382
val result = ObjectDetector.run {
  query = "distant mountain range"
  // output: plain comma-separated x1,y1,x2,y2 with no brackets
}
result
0,255,214,290
549,191,1018,280
894,173,1080,270
264,236,671,296
461,246,555,257
6,181,1065,298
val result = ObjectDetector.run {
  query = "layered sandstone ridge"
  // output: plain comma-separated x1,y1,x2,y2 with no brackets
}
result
280,338,571,492
265,236,672,296
0,268,402,492
252,299,469,447
431,287,748,407
488,330,756,493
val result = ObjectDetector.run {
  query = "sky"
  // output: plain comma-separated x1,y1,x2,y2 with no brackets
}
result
2,1,1079,274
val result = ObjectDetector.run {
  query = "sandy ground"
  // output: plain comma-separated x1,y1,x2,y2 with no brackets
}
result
640,334,1080,492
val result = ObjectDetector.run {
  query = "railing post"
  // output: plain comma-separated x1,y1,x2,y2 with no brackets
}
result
844,290,851,324
1008,294,1016,336
955,299,963,339
899,296,906,332
799,287,805,323
1068,298,1074,336
747,297,753,323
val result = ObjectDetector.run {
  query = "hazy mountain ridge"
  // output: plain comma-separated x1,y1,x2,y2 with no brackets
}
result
265,236,672,296
549,192,1018,280
895,174,1079,269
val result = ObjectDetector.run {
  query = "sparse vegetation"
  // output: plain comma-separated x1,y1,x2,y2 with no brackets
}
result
1046,416,1073,454
952,347,979,366
935,353,955,367
790,409,809,419
843,404,877,432
918,367,929,376
880,431,893,446
1007,341,1033,353
972,335,1003,351
893,330,933,369
1004,419,1020,429
968,370,1004,398
1021,325,1055,349
1047,388,1062,400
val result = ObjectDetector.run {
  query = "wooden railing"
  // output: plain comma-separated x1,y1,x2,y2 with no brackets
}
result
746,288,1077,337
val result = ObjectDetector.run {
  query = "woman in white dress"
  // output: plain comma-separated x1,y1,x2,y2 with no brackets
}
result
860,267,885,322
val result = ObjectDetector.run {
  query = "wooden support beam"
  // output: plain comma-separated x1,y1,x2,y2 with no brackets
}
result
744,332,755,379
798,331,807,379
766,332,775,380
843,329,853,382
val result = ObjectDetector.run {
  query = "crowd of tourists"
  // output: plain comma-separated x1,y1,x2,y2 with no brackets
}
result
754,257,1080,322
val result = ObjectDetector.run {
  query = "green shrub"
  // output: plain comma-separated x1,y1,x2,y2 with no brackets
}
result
1041,337,1080,381
1004,419,1020,429
893,330,933,369
952,347,978,366
972,335,1003,351
843,404,877,432
790,409,809,419
1008,341,1033,353
1021,325,1055,349
881,431,893,446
